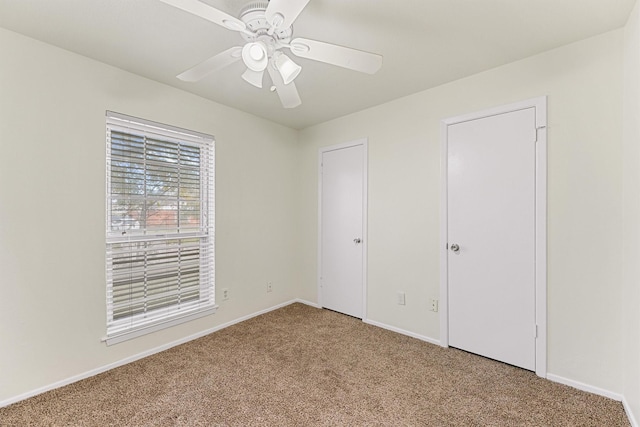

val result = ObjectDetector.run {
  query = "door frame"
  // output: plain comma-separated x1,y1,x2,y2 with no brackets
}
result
439,97,547,377
318,139,368,319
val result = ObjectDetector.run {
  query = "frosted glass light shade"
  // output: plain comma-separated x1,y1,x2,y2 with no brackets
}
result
242,42,268,72
242,68,264,88
275,53,302,85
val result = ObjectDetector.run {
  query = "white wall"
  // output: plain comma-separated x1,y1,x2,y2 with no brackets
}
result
1,18,637,415
623,0,640,423
298,30,625,394
0,28,300,403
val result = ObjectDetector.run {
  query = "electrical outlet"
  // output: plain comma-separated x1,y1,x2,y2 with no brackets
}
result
222,288,229,301
397,291,406,305
430,299,439,312
267,282,273,293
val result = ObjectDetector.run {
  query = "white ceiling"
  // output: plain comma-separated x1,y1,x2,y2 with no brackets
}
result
0,0,635,129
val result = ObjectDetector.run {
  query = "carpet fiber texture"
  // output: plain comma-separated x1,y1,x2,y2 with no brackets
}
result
0,303,630,426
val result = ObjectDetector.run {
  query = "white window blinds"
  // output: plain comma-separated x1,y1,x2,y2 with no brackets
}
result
105,112,215,345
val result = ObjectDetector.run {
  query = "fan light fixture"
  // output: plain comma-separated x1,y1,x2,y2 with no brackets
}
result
274,52,302,85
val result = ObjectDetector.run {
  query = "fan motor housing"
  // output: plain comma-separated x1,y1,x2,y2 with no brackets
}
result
240,1,293,43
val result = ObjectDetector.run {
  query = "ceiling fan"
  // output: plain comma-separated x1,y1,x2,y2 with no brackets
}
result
159,0,383,108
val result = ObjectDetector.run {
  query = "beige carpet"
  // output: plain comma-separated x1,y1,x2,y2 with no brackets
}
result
0,303,630,426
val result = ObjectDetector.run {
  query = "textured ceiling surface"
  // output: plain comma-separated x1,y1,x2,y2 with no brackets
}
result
0,0,635,129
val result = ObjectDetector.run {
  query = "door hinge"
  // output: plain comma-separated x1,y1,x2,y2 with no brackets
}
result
534,324,538,338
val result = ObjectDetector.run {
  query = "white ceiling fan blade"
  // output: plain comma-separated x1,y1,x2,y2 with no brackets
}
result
158,0,247,32
265,0,311,29
267,63,302,109
177,46,242,82
242,68,265,88
289,38,383,74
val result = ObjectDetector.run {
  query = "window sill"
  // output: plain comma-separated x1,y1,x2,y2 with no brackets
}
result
103,306,218,346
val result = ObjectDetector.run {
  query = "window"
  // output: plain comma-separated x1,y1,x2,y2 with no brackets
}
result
105,111,215,345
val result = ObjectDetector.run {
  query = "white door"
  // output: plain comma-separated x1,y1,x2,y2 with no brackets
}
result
447,108,537,371
320,143,365,318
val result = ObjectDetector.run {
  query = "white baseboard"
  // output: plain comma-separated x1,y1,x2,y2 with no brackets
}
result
546,373,623,402
623,396,639,427
531,374,637,426
296,302,440,346
363,318,440,346
6,299,634,427
294,298,321,309
0,299,305,409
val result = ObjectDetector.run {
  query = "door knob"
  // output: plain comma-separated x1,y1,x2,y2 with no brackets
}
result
450,243,460,253
353,238,362,244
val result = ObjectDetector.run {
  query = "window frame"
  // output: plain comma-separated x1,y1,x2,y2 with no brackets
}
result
104,111,216,345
